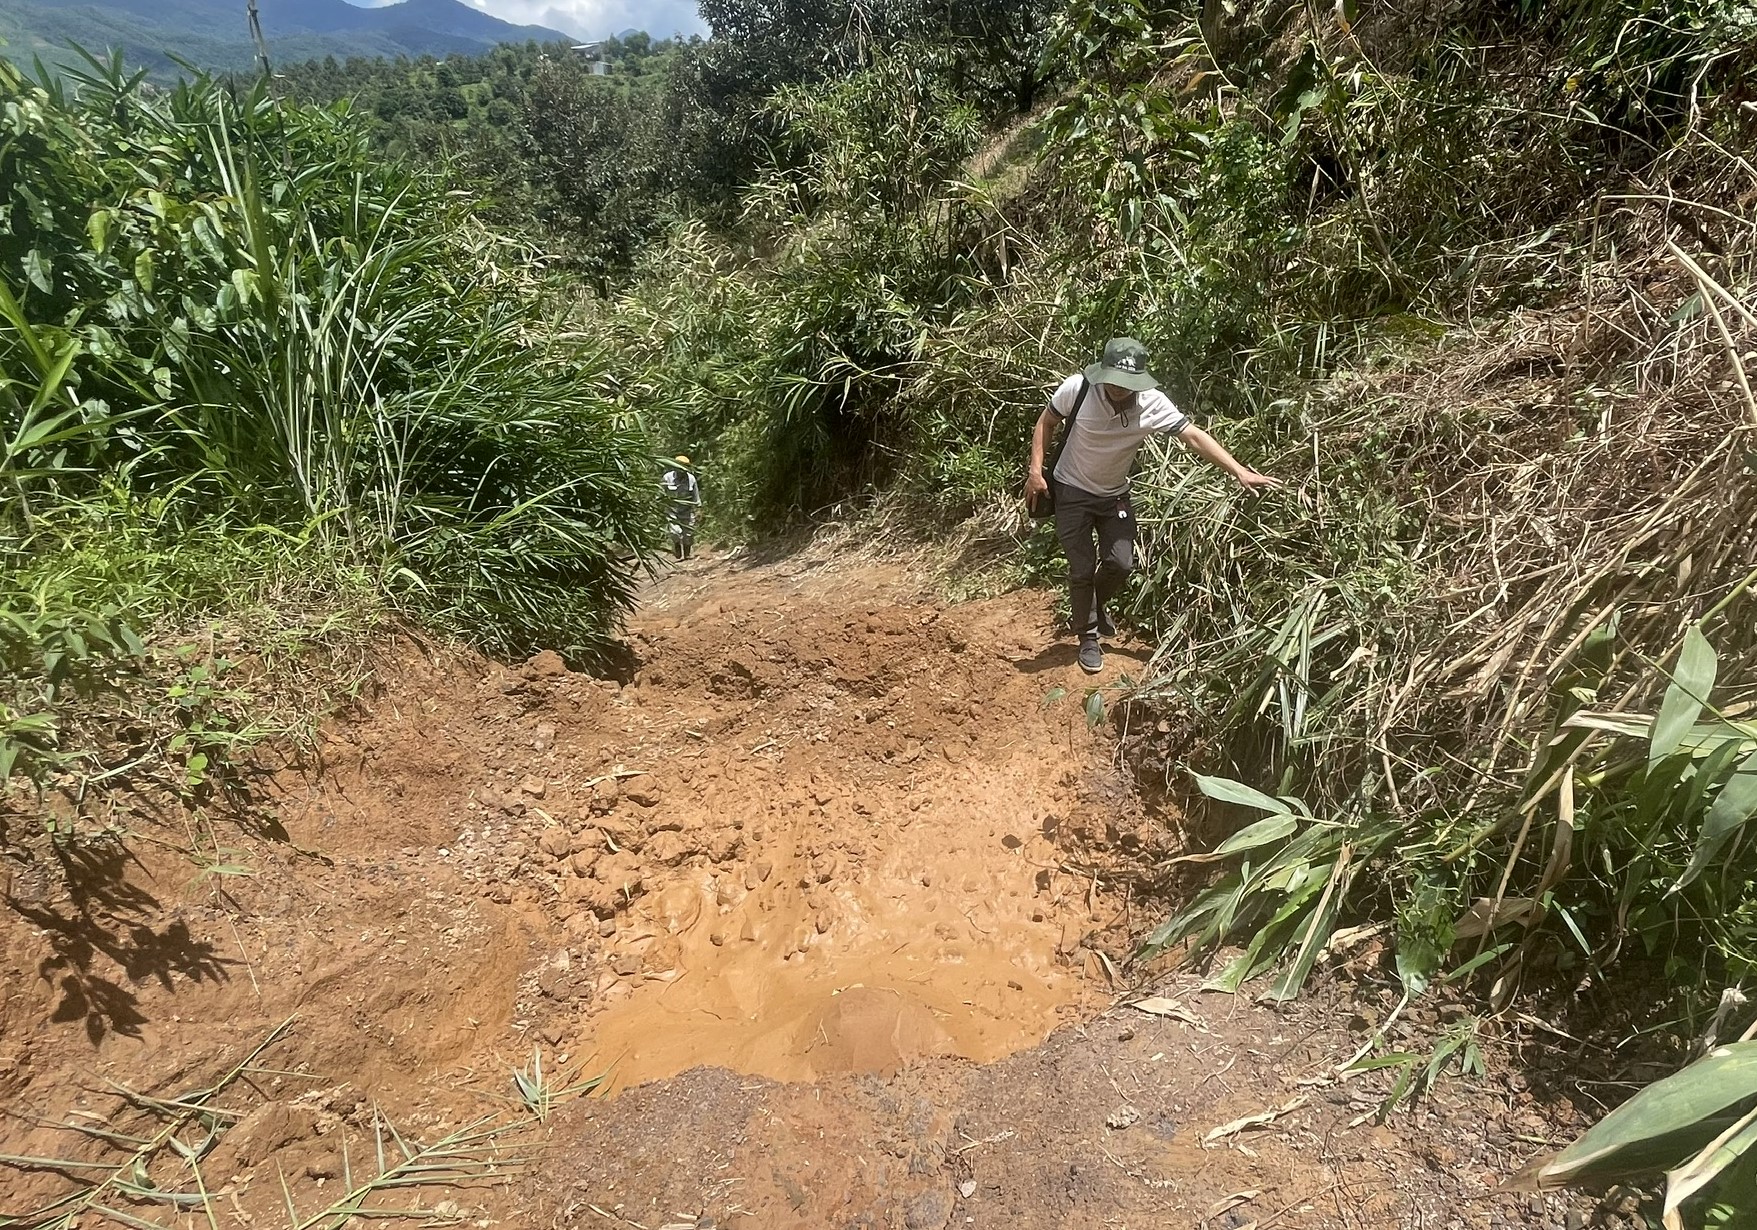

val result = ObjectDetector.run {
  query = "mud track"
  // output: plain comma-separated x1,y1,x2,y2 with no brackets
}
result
1,553,1583,1229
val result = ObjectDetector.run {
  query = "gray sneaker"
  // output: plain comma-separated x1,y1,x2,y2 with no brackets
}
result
1096,607,1117,638
1078,636,1103,674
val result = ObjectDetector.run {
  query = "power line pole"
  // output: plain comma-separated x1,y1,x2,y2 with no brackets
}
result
247,0,273,79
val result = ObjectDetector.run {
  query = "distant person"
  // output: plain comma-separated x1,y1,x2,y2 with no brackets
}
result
1024,337,1281,674
662,456,701,560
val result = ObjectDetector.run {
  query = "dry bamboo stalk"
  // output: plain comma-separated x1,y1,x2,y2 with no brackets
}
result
1668,240,1757,333
1672,245,1757,425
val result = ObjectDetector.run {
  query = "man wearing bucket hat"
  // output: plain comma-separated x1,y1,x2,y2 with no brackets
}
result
662,455,701,560
1024,337,1281,674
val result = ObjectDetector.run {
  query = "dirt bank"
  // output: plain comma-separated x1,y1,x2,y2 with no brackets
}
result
0,550,1599,1229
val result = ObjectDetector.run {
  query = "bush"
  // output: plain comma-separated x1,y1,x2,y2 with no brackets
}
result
1,50,661,662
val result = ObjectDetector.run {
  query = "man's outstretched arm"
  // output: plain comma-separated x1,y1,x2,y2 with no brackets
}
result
1176,424,1282,490
1024,407,1059,509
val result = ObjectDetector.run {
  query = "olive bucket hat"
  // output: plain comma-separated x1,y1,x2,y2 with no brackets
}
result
1084,336,1158,393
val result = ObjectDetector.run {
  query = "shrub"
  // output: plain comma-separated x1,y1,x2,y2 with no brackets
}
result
1,50,661,661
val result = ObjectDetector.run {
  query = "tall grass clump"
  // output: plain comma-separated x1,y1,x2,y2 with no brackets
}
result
2,49,659,792
1,50,657,645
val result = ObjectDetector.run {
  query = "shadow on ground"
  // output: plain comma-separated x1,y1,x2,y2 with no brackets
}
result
6,836,230,1043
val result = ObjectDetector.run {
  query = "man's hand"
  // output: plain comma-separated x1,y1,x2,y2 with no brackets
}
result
1236,470,1283,492
1023,470,1049,510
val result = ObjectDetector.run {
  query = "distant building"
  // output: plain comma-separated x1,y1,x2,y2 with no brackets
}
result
572,43,611,75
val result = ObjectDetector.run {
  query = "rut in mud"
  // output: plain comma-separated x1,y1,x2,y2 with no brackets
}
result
0,553,1588,1230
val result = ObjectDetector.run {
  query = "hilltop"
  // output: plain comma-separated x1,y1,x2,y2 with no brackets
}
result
0,0,570,75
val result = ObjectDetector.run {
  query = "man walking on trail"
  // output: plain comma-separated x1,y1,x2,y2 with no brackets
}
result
662,455,701,560
1024,337,1281,674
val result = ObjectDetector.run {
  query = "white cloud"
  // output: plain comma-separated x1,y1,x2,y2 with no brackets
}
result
451,0,706,39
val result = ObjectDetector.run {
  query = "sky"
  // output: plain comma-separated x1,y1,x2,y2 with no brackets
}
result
363,0,707,40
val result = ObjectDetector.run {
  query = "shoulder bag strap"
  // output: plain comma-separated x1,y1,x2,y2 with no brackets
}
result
1047,375,1088,482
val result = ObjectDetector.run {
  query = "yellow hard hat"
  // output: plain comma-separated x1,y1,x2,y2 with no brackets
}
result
674,455,691,465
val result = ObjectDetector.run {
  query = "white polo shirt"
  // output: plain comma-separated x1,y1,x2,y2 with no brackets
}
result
1048,375,1188,497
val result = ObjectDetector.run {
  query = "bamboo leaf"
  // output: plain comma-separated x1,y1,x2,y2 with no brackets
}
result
1193,773,1293,816
1663,1105,1757,1225
1214,814,1299,855
1508,1042,1757,1191
1652,627,1718,764
1674,751,1757,893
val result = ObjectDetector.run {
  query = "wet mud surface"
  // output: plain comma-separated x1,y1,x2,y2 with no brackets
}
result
564,560,1148,1089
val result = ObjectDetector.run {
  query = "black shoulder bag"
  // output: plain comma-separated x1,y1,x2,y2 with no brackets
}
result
1027,375,1089,520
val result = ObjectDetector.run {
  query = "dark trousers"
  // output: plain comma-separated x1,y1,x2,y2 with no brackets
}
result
1053,480,1136,638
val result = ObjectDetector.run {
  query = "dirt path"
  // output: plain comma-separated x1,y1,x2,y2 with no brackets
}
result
559,556,1136,1090
0,551,1583,1229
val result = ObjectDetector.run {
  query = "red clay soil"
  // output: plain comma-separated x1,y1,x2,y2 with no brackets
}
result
0,551,1609,1229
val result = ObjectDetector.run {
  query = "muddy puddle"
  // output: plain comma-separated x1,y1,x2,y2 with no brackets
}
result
529,565,1128,1091
580,756,1097,1090
534,565,1131,1082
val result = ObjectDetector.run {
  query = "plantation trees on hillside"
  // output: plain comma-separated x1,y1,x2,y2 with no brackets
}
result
278,2,1060,270
277,37,688,281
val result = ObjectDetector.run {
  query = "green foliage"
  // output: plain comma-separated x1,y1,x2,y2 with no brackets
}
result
277,37,689,283
1513,1040,1757,1228
1518,0,1757,130
8,0,1745,1103
158,649,262,799
523,53,680,285
0,602,143,786
973,0,1755,1026
759,49,985,223
1,49,659,658
1348,1016,1486,1124
1139,776,1399,1001
1547,620,1757,975
0,48,662,799
620,46,1013,529
274,5,1058,287
680,0,1057,203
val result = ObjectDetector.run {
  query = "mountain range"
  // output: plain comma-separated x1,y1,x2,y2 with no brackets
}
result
0,0,572,75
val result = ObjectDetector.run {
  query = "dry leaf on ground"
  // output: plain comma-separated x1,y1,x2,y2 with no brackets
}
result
1129,996,1202,1024
1204,1096,1309,1145
1206,1189,1261,1217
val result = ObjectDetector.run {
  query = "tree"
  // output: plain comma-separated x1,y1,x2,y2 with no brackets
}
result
526,59,672,285
950,0,1059,114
